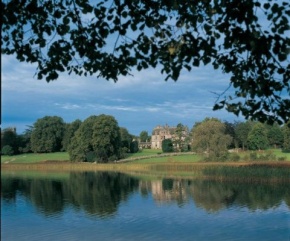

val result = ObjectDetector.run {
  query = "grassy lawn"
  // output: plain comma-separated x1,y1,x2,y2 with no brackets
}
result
1,152,69,164
131,154,202,164
271,149,290,159
236,149,290,161
126,149,162,157
1,149,289,164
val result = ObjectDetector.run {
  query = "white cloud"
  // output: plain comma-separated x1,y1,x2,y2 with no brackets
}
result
145,107,161,112
2,52,244,135
59,103,82,110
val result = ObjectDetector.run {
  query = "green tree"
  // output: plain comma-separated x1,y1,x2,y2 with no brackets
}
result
1,145,14,156
68,115,99,162
1,128,18,154
282,121,290,153
62,119,82,151
162,139,174,153
247,123,269,151
91,114,121,162
191,118,232,160
139,131,150,142
130,140,139,154
68,114,122,162
2,0,289,124
18,125,33,153
224,121,237,149
119,127,133,150
174,123,189,152
266,123,284,148
31,116,65,153
235,121,254,150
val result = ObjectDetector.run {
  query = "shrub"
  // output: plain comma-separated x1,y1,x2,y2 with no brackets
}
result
130,141,139,153
259,151,276,161
277,157,286,161
217,152,230,162
1,145,14,156
202,152,229,162
243,154,250,161
230,153,241,162
249,152,258,161
162,139,173,153
85,151,98,162
108,155,118,162
119,147,129,159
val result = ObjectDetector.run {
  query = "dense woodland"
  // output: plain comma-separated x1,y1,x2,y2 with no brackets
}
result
1,115,290,162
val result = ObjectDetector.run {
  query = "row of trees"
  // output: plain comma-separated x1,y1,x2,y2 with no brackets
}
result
161,118,290,160
1,115,139,162
1,115,290,161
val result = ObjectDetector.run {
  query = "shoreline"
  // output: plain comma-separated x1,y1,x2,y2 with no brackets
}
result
2,161,290,171
2,161,290,184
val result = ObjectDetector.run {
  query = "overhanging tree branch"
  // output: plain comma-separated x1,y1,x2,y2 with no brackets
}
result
2,0,290,123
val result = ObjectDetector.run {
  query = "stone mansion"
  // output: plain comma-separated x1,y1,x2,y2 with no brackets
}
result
139,124,189,150
151,124,177,149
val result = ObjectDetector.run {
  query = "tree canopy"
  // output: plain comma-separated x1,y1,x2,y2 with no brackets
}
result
1,128,18,154
235,121,254,150
119,127,132,149
174,123,189,151
68,115,98,161
162,138,174,153
2,0,289,124
30,116,65,153
139,131,150,142
247,122,269,150
62,119,82,151
191,118,232,160
91,114,121,162
68,114,121,162
282,121,290,152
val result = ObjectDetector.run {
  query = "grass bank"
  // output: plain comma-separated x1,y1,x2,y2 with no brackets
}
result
2,161,290,183
1,152,69,164
1,149,289,164
2,148,289,182
1,170,70,180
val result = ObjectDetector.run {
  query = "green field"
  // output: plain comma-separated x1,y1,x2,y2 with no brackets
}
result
126,149,162,157
1,152,69,164
272,149,290,159
130,154,202,163
1,149,290,164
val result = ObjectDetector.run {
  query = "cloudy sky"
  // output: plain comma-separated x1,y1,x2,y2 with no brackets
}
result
2,53,245,135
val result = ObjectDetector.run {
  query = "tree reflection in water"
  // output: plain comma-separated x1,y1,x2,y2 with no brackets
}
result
1,172,289,216
140,179,290,212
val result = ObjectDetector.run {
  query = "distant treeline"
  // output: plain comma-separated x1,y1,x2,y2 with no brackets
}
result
1,115,290,162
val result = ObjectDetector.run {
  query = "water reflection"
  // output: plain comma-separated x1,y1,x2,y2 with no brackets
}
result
1,172,139,217
1,172,289,216
139,178,290,212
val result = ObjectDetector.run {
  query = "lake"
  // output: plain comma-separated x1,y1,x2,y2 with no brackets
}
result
1,171,289,241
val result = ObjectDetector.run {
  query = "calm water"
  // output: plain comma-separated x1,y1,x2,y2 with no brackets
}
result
1,171,289,241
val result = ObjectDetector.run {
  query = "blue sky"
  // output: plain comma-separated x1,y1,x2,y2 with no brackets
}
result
2,54,246,136
3,1,289,136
